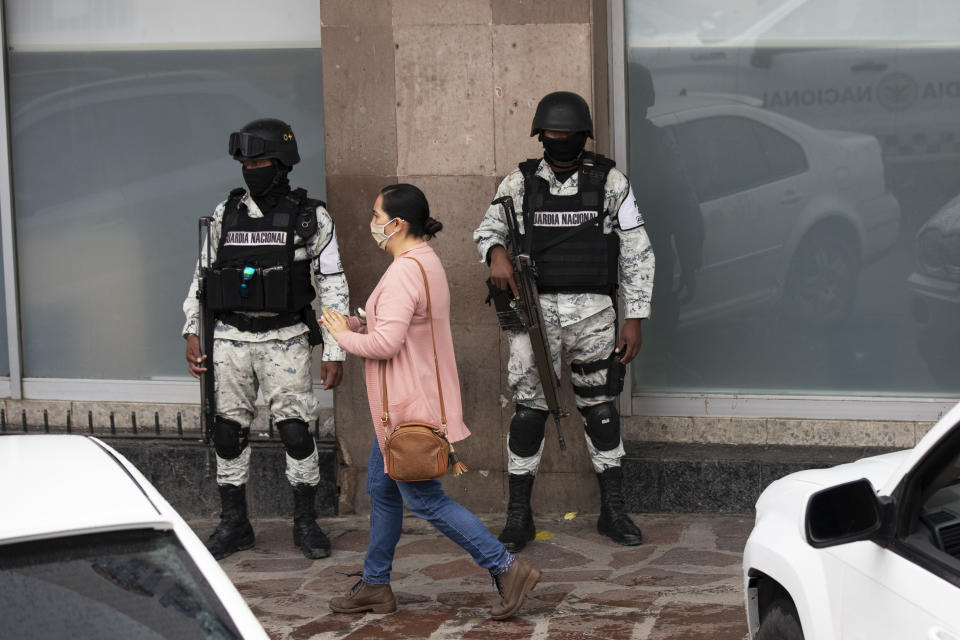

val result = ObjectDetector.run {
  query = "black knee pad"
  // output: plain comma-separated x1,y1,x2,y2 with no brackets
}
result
579,402,620,452
213,417,248,460
508,405,548,457
276,418,316,460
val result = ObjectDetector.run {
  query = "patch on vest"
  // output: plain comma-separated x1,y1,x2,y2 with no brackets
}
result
224,231,288,246
533,210,598,227
617,187,644,231
318,233,344,275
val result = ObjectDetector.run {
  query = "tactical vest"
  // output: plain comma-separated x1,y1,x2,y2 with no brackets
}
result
206,187,320,314
519,152,618,295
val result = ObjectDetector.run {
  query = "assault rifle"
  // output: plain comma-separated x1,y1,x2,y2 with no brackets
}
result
491,196,568,450
197,216,216,444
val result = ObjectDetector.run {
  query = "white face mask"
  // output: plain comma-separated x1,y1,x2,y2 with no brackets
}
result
370,217,399,250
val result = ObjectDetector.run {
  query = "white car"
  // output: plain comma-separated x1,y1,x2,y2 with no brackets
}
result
643,94,900,325
743,402,960,639
0,435,269,639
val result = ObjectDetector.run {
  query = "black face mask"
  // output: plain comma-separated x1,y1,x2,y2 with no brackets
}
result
541,131,588,168
242,164,281,196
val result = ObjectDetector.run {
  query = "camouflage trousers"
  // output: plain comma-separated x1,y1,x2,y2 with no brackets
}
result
506,306,625,474
214,333,320,487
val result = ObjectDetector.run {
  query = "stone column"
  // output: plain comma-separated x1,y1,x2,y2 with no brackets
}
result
322,0,608,514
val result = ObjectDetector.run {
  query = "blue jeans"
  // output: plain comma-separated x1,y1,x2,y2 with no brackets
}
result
362,443,514,584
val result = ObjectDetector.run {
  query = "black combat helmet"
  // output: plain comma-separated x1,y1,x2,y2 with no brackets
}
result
228,118,301,168
530,91,594,138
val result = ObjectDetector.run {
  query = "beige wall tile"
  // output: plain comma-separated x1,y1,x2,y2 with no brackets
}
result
67,401,201,436
325,174,397,310
532,470,601,513
856,421,915,449
538,412,595,475
393,0,492,25
5,399,71,430
321,26,398,176
693,417,767,445
767,419,818,446
457,371,508,470
452,322,504,376
767,419,914,448
915,421,937,445
492,24,592,174
397,175,500,325
334,356,378,496
395,25,495,176
623,415,695,442
491,0,591,25
321,0,393,27
441,469,505,513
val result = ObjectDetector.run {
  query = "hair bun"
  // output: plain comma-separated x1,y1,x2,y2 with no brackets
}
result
423,217,443,238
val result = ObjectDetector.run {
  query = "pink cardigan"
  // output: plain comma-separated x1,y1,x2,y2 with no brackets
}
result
336,243,470,468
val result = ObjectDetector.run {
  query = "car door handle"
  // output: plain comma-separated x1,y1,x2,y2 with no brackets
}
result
851,61,888,72
929,627,960,640
780,191,803,205
691,51,726,61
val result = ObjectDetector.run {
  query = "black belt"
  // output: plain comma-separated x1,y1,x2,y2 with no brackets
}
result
218,311,303,333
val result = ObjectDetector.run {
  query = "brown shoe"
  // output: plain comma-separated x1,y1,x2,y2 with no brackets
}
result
490,559,541,620
329,580,397,614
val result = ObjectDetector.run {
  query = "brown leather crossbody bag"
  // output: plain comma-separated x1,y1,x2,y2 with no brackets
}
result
381,257,465,482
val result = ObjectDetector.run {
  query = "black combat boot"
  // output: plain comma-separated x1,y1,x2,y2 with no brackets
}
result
205,483,255,560
597,467,643,546
498,473,536,552
292,483,331,559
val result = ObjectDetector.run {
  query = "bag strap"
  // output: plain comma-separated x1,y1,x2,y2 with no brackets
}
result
379,255,447,432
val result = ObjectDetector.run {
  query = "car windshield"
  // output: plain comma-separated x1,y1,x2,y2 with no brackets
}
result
0,529,241,640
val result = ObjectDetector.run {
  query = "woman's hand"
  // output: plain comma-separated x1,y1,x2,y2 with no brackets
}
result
321,308,351,340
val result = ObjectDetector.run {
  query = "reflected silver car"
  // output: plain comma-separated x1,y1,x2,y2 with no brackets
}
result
634,0,960,172
909,194,960,324
643,95,900,325
907,194,960,385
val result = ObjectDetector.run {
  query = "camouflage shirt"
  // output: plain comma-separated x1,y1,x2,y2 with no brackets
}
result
473,159,654,325
182,192,349,361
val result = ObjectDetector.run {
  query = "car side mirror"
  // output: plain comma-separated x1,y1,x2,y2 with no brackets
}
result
805,478,883,548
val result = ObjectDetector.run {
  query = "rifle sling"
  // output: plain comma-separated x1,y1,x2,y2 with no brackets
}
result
531,214,603,255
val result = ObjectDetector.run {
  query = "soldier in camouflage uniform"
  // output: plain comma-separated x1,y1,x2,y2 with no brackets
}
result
474,92,655,551
183,118,349,560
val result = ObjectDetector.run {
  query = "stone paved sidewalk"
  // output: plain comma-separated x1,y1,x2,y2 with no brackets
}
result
192,513,753,639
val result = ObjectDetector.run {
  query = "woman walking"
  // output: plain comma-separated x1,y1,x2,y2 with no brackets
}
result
321,184,540,620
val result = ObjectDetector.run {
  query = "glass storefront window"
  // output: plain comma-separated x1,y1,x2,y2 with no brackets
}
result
0,241,8,377
625,0,960,396
9,49,325,380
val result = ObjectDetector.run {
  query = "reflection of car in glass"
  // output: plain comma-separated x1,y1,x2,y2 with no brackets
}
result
907,195,960,386
910,194,960,324
640,95,900,325
743,401,960,639
633,0,960,175
626,5,703,43
0,435,269,639
10,69,324,378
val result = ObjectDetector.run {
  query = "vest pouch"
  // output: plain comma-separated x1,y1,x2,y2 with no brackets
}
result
219,267,265,311
204,269,227,311
262,266,290,312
